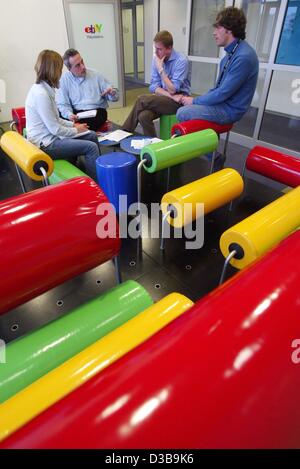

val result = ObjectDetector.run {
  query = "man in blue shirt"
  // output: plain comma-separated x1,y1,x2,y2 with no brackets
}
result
122,30,191,137
56,49,119,131
177,7,258,125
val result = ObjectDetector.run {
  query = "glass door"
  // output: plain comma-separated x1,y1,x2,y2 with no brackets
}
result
121,0,145,85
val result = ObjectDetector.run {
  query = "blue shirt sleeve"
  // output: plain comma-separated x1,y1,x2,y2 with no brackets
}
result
170,56,189,93
193,54,253,105
149,58,162,93
96,73,119,102
149,53,190,94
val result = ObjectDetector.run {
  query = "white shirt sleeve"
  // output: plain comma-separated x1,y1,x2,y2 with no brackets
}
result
36,88,77,138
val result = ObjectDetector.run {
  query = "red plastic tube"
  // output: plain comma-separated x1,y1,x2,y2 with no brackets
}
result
0,177,120,315
11,107,26,135
171,119,233,137
246,145,300,187
3,230,300,449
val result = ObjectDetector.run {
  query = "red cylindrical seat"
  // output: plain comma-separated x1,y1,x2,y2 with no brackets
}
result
4,230,300,449
0,177,120,315
171,119,233,137
246,145,300,187
11,107,26,135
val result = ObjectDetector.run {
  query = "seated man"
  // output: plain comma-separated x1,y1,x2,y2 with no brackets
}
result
56,48,118,131
122,30,191,137
176,7,259,169
177,7,258,124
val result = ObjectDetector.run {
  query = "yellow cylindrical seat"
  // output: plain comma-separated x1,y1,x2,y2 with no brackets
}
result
0,131,54,181
161,168,244,228
220,186,300,269
0,292,193,442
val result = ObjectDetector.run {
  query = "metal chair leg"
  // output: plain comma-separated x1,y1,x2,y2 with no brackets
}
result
166,167,171,193
113,256,122,285
209,150,217,174
160,210,171,250
219,250,237,285
40,166,49,186
223,131,230,159
137,159,147,237
15,163,27,193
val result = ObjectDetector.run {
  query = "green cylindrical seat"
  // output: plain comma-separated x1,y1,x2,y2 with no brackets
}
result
140,129,218,173
49,160,86,184
0,280,153,402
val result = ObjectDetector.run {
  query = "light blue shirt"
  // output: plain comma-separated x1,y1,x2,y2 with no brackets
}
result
25,82,77,148
193,40,259,122
149,49,191,95
56,68,119,120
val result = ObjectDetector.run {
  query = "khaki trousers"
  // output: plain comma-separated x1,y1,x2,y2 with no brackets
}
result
122,94,181,137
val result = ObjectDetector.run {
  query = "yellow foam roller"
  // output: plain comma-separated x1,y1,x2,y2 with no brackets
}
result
220,185,300,269
0,293,193,442
0,131,54,181
161,168,244,228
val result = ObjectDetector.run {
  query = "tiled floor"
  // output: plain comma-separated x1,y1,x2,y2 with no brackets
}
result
0,133,284,344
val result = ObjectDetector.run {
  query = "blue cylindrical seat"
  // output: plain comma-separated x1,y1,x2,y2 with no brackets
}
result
96,152,137,214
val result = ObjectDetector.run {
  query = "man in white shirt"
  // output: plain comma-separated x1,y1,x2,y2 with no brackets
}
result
57,49,118,131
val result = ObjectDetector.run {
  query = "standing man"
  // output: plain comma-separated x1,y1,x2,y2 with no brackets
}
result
56,49,119,131
122,30,191,137
176,7,258,170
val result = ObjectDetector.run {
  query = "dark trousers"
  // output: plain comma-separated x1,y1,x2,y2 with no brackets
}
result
122,95,181,137
75,108,108,131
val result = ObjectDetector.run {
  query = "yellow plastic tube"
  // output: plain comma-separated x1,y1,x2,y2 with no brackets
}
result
220,185,300,269
161,168,244,228
0,293,193,442
0,131,54,181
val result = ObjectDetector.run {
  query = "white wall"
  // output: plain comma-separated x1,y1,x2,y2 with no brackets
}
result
144,0,158,84
160,0,188,54
122,8,134,75
0,0,69,122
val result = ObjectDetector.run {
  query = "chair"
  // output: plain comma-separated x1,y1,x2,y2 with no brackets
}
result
242,145,300,187
171,119,233,173
10,107,26,136
160,114,178,140
96,152,138,214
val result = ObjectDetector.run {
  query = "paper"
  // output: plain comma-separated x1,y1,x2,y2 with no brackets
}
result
72,130,91,138
131,138,162,150
76,110,97,119
98,129,132,143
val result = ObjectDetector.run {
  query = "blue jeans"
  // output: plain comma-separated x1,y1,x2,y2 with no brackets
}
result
43,131,100,179
176,104,232,125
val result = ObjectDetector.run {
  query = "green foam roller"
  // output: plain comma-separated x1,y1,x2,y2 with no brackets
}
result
49,159,87,185
0,280,153,403
160,114,178,140
140,128,218,173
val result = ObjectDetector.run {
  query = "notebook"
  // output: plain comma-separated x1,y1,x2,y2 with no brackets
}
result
76,110,97,119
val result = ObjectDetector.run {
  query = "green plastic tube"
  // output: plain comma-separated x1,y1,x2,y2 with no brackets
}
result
140,128,218,173
0,280,153,403
49,160,87,184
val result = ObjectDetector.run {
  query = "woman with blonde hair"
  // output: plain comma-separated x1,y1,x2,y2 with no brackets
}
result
25,49,100,178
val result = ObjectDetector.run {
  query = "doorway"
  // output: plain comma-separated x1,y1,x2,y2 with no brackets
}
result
121,0,145,87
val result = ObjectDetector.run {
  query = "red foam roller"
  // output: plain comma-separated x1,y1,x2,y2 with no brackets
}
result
11,107,26,135
4,231,300,449
0,177,120,315
246,145,300,187
171,119,233,136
